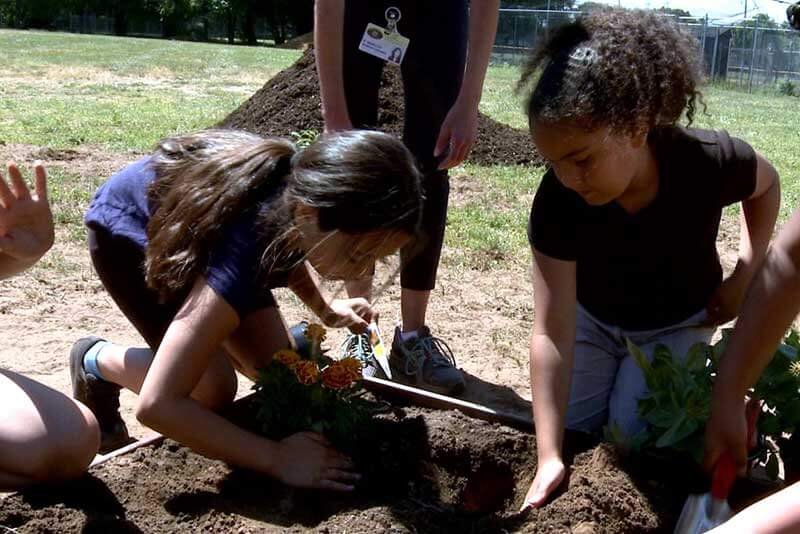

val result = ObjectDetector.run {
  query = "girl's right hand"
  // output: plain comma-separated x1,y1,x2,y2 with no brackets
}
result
323,298,376,333
520,456,565,510
274,431,361,491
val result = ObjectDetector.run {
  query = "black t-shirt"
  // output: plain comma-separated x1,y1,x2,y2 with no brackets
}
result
527,126,758,330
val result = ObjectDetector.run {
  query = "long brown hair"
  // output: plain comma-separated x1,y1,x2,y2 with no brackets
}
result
145,129,422,301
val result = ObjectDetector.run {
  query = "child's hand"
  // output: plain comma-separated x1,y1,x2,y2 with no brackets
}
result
0,161,54,264
704,393,749,476
322,298,376,333
274,431,360,491
705,263,752,325
519,455,565,510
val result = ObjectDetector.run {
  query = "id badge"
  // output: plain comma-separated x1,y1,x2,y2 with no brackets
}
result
358,7,410,66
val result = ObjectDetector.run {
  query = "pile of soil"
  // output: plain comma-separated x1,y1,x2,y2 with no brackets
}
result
220,49,539,167
1,405,716,533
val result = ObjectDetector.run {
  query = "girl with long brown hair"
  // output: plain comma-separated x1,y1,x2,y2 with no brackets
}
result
70,128,423,491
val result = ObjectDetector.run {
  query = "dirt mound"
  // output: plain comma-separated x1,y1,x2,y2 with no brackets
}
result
274,32,314,50
1,405,702,533
220,49,538,167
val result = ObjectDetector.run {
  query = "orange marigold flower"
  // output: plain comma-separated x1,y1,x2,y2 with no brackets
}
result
305,323,327,343
322,360,361,390
338,357,363,381
293,360,320,385
273,349,301,368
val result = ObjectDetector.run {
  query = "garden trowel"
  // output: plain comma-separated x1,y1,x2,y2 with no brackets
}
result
674,401,759,534
367,321,392,379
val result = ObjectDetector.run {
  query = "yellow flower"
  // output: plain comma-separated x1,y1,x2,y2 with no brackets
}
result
293,360,321,385
790,360,800,378
273,349,301,368
305,323,327,344
322,359,362,390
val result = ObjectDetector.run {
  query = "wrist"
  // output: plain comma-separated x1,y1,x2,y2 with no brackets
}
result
259,438,284,479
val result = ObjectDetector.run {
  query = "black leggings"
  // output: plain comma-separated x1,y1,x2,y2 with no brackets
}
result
343,0,468,291
88,227,186,349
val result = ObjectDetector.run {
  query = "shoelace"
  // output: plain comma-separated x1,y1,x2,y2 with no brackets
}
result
340,333,375,367
403,335,458,377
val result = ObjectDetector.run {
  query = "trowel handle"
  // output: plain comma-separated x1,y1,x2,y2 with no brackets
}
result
711,452,737,500
710,399,760,500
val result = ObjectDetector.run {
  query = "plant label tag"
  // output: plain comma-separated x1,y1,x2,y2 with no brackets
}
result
358,23,409,66
367,322,392,378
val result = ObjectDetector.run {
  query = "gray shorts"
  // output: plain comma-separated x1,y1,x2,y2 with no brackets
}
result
566,305,714,437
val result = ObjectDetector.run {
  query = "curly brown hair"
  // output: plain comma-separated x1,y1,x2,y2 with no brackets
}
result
145,129,423,302
517,8,706,135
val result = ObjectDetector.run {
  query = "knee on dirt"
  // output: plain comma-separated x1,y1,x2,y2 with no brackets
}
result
22,402,100,482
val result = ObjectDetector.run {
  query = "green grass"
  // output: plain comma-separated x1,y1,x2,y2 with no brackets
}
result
0,29,301,150
1,29,798,261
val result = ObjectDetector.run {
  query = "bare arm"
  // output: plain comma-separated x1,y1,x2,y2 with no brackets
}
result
136,277,358,490
135,278,281,473
288,260,375,331
707,152,781,324
460,0,501,115
736,153,780,278
314,0,351,131
709,480,800,534
522,249,577,509
715,206,800,401
435,0,500,168
531,249,577,463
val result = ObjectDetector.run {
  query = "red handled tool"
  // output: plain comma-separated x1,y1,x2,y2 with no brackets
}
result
674,400,760,534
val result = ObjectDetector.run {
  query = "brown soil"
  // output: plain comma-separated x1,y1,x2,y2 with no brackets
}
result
219,49,539,167
1,405,701,534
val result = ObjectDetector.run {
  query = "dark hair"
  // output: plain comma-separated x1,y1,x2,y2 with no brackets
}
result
517,8,705,135
145,129,423,301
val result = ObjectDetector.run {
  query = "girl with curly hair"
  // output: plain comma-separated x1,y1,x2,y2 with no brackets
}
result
518,8,781,508
70,129,422,491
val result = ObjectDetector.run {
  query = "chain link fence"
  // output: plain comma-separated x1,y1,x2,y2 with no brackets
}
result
493,9,800,94
50,13,281,43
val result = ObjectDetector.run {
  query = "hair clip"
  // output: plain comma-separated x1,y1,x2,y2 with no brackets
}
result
568,46,599,67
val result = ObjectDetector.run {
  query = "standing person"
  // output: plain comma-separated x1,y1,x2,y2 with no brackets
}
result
314,0,500,394
71,129,423,491
1,162,100,490
516,9,781,509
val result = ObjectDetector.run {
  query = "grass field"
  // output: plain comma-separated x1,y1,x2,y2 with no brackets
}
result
1,29,799,266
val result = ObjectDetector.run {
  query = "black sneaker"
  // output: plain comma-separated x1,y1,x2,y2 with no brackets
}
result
340,332,381,378
389,326,465,395
70,337,134,454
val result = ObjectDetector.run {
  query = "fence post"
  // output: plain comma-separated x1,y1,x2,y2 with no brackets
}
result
711,26,720,83
701,15,707,58
748,18,759,93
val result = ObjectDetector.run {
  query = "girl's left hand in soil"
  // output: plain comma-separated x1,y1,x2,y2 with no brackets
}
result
0,161,54,263
322,298,376,333
520,456,565,511
274,431,360,491
705,263,753,325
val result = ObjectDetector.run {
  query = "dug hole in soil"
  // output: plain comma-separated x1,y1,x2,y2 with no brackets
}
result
220,48,539,167
1,396,735,534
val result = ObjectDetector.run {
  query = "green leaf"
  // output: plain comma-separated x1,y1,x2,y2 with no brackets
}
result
627,338,653,378
656,414,699,448
686,342,710,373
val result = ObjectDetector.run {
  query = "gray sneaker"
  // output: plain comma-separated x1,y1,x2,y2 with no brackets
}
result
340,332,380,377
389,326,465,395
